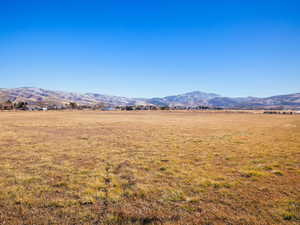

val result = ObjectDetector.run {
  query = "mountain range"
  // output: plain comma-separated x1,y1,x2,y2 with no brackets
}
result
0,87,300,110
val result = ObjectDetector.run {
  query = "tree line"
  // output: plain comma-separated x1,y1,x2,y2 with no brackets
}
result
0,100,224,111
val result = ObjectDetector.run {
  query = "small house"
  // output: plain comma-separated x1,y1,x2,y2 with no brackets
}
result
1,101,14,110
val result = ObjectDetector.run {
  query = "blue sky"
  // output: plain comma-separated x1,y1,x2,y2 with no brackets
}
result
0,0,299,98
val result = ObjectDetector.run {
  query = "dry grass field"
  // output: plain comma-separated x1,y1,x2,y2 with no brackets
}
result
0,111,299,225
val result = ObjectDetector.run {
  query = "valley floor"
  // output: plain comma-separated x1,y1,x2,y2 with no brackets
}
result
0,111,299,225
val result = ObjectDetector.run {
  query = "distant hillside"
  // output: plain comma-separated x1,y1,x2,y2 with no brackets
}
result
208,93,300,109
0,87,145,106
0,87,300,109
148,91,220,107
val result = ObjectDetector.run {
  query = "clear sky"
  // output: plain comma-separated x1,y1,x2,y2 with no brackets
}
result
1,0,299,98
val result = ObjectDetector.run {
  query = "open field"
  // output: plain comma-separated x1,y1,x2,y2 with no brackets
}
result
0,111,299,225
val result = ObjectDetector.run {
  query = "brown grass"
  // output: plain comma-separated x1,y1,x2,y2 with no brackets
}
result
0,111,299,225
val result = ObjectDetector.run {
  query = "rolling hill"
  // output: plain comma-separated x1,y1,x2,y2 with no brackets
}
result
0,87,300,109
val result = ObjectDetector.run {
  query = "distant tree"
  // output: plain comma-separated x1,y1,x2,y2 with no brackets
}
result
125,106,134,111
160,106,170,110
15,101,28,110
69,102,78,109
135,105,143,110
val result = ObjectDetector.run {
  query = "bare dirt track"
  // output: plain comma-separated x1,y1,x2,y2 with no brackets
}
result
0,111,299,225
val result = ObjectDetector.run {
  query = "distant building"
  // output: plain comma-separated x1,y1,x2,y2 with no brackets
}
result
1,101,14,110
